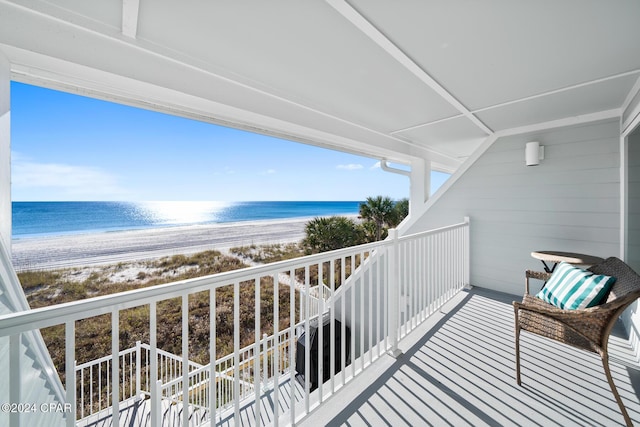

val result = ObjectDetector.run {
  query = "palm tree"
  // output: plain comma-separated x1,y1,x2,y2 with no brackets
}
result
359,196,395,241
390,198,409,228
302,216,363,253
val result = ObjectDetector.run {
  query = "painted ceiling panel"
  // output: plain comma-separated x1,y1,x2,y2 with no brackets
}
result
395,116,488,159
476,73,640,131
12,0,122,29
136,1,460,133
350,0,640,110
1,0,638,169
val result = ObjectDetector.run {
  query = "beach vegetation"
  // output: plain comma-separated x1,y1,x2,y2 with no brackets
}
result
17,269,63,294
300,196,409,255
392,198,409,225
231,242,304,263
18,245,303,387
302,216,364,254
358,195,408,241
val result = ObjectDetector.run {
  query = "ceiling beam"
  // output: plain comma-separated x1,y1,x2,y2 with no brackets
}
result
325,0,493,137
122,0,140,38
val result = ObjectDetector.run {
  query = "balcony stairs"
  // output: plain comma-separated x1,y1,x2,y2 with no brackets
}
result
0,237,67,426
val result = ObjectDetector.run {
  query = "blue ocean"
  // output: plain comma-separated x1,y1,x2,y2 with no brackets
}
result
12,201,362,238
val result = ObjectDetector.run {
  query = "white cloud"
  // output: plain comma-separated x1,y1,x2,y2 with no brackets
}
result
11,155,127,199
336,163,364,170
266,169,276,174
370,161,381,170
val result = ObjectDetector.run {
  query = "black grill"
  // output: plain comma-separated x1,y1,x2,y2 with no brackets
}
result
295,313,351,390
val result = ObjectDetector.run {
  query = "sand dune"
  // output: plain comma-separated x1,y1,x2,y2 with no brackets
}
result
11,217,311,271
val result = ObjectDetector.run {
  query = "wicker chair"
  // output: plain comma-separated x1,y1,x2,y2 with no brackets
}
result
513,257,640,427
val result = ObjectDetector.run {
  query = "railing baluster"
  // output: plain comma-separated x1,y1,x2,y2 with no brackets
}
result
289,268,296,426
234,281,241,424
366,253,372,366
408,239,414,331
80,364,84,419
150,302,159,427
359,253,365,371
350,255,356,377
422,234,427,320
436,233,442,309
448,230,452,294
254,277,261,425
89,364,93,417
304,265,310,413
388,229,401,357
273,274,280,426
262,333,268,386
465,216,471,288
129,347,133,399
417,236,423,322
318,262,324,404
98,361,102,413
330,258,335,394
340,256,346,386
111,311,120,426
209,287,218,426
404,240,410,335
376,250,382,357
135,341,141,400
182,294,189,427
415,238,419,327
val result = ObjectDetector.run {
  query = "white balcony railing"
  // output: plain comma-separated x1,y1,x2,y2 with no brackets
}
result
74,341,204,420
0,218,469,427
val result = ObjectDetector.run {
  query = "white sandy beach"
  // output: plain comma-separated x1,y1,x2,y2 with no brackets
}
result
11,217,313,271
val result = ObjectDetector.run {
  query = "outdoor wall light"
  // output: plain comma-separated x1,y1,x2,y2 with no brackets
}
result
525,141,544,166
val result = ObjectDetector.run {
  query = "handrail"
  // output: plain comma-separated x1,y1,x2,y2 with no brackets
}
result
0,241,385,336
396,219,468,242
75,346,137,370
140,343,204,369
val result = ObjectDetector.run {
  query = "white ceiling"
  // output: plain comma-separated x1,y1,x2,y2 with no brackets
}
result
0,0,639,172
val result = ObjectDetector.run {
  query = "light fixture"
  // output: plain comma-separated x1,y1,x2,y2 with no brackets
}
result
525,141,544,166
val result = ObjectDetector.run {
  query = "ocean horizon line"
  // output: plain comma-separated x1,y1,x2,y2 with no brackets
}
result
11,199,366,203
12,200,363,238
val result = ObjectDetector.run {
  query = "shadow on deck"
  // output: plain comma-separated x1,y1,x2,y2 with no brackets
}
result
301,288,640,427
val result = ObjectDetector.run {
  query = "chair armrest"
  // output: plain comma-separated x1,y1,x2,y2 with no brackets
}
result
513,299,612,347
526,270,552,281
524,270,552,294
514,298,616,325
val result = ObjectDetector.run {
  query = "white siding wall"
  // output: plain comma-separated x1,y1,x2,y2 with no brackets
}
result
406,119,620,296
628,130,640,271
624,106,640,359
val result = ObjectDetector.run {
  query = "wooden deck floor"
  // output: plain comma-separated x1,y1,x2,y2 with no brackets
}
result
300,288,640,427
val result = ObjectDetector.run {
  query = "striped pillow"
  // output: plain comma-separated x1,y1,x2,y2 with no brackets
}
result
535,262,616,310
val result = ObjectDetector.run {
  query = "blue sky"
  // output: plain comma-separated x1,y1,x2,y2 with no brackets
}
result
10,82,449,201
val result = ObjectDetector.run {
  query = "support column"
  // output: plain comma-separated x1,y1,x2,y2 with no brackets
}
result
409,157,430,218
0,50,10,254
387,228,402,358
